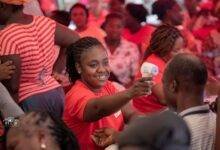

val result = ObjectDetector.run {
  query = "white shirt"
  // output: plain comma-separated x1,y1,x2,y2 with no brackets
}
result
179,105,216,150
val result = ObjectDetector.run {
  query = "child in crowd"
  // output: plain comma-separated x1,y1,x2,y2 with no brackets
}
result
63,37,153,150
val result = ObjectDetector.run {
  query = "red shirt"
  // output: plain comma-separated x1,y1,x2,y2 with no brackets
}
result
63,80,124,150
122,25,155,55
133,54,166,114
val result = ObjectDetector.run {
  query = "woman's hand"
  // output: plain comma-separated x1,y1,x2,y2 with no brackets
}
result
126,77,154,99
0,60,15,80
91,128,119,148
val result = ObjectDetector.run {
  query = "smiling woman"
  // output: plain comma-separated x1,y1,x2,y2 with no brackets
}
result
63,37,154,150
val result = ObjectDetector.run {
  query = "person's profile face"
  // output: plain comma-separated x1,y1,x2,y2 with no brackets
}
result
162,71,177,109
171,37,185,56
168,4,183,26
79,45,110,91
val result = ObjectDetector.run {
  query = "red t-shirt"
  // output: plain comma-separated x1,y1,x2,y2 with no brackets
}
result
122,25,155,55
133,54,166,114
63,80,124,150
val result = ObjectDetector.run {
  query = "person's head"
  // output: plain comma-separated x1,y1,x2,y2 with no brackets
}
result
118,110,191,150
125,3,148,27
49,10,71,26
70,3,89,29
184,0,201,17
66,37,110,91
88,0,102,13
213,0,220,18
152,0,183,26
144,24,184,60
7,111,79,150
103,12,124,41
0,0,25,25
162,53,208,110
109,0,125,13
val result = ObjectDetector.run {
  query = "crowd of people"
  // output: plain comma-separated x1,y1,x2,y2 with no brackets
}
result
0,0,219,150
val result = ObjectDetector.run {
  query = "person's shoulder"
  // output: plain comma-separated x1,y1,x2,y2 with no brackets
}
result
121,38,137,47
0,25,21,45
145,54,165,64
143,54,166,71
120,38,139,52
34,15,55,24
142,24,156,32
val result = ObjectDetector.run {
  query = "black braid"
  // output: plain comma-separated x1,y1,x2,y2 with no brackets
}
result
143,24,182,60
66,37,103,83
32,111,80,150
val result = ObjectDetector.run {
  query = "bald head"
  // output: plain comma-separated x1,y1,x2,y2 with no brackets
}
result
164,53,207,91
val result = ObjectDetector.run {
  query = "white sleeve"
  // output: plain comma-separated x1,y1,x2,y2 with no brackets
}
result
0,82,24,118
23,0,44,16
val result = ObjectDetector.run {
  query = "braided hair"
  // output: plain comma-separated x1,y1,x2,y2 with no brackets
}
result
7,111,80,150
144,24,183,60
66,37,103,83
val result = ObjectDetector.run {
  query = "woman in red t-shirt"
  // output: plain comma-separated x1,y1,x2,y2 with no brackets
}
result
133,24,185,114
63,37,153,150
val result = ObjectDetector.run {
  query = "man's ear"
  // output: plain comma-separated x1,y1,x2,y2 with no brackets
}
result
75,62,82,74
170,80,178,93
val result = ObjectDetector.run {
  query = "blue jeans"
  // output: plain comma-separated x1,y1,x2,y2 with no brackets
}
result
19,87,65,118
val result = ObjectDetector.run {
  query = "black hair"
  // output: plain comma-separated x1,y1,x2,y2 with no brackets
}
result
0,2,23,12
46,112,80,150
49,10,71,26
152,0,177,21
66,37,103,83
144,24,183,60
6,111,80,150
118,111,191,150
164,53,208,90
114,0,125,4
102,12,124,29
126,3,148,23
70,3,89,17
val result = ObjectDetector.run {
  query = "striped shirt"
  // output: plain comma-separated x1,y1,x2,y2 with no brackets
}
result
179,105,216,150
0,16,60,102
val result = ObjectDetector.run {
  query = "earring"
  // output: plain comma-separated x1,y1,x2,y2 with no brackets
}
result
41,143,46,149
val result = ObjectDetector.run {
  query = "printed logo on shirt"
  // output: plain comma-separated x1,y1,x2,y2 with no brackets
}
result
114,110,121,118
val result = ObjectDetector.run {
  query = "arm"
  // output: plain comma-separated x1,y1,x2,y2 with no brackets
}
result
0,60,15,81
55,23,80,48
121,102,141,124
0,55,21,102
83,77,153,122
152,83,166,105
0,83,24,118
